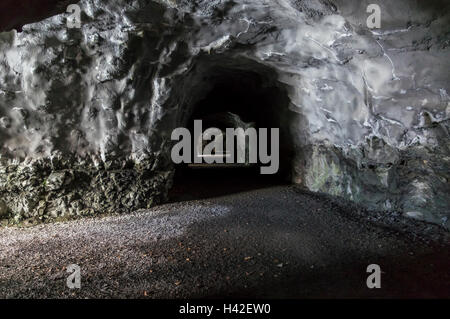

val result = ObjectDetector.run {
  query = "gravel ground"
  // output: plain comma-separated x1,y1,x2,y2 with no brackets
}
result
0,185,449,298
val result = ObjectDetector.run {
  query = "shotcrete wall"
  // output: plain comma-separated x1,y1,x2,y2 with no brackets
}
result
0,0,448,227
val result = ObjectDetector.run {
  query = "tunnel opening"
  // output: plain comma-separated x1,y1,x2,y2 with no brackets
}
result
169,65,295,202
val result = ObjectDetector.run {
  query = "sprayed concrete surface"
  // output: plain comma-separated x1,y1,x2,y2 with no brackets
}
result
1,0,449,226
0,185,449,298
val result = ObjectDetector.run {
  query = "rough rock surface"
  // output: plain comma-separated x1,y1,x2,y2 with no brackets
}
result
0,0,449,227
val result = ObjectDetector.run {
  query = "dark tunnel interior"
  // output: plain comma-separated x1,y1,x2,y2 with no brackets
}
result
169,68,295,202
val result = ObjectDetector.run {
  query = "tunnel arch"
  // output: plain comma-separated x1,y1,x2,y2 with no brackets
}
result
168,56,300,201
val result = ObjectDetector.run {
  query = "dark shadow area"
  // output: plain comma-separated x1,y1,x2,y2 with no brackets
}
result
169,66,294,202
144,187,450,299
168,166,287,202
0,0,73,32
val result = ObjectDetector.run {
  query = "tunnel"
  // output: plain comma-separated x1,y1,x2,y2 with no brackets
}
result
1,0,450,301
169,65,296,202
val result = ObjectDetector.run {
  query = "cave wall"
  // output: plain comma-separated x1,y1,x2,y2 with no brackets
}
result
0,0,448,227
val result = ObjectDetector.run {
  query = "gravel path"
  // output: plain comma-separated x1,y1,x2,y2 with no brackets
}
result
0,185,449,298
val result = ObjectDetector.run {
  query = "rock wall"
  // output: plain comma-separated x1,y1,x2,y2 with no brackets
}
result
0,0,449,227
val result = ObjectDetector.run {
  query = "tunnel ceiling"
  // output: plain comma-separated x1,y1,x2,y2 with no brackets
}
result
0,0,449,227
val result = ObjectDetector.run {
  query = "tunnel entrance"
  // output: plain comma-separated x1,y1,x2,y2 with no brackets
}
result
169,65,294,202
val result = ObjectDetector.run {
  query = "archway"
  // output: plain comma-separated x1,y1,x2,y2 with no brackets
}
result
169,62,296,202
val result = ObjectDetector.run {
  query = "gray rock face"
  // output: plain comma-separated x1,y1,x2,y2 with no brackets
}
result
0,200,9,218
0,0,449,227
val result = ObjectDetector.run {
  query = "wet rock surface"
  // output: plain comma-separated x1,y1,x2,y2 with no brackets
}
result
0,186,448,298
0,0,449,226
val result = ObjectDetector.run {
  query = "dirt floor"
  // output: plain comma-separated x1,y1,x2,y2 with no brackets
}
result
0,170,449,298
